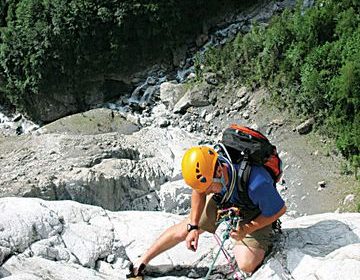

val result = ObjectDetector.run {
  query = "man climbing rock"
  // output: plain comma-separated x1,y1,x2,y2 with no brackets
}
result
127,144,286,279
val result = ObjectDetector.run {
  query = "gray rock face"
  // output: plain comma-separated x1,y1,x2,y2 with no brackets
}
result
173,83,213,114
0,197,359,280
160,82,186,110
29,79,133,123
0,126,200,211
260,214,360,280
156,180,192,214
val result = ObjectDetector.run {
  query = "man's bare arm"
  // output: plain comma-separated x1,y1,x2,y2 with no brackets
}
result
189,190,206,225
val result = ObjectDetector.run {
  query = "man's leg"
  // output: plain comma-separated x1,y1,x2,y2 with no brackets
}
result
136,217,192,266
233,225,273,274
134,195,218,270
233,244,265,274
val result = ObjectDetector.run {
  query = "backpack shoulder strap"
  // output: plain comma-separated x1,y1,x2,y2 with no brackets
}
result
237,158,250,192
237,157,257,210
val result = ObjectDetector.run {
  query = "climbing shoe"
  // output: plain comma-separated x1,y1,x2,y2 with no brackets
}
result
126,262,146,280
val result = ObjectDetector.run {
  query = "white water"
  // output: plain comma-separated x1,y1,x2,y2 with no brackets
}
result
0,106,39,136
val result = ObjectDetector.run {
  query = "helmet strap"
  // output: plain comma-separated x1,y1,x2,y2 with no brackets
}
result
212,173,227,189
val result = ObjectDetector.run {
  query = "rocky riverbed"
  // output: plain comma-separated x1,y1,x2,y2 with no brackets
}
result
2,81,355,215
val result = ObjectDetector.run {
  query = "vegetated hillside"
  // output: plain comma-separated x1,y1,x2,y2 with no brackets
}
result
195,0,360,179
0,0,259,122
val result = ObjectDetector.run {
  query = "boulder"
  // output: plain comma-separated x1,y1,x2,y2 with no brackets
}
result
203,72,219,86
296,118,315,135
173,83,212,114
160,82,186,110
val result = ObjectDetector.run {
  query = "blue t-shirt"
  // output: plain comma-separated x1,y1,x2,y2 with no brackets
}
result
220,163,285,217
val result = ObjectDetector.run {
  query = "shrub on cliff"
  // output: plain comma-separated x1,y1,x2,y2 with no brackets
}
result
197,0,360,171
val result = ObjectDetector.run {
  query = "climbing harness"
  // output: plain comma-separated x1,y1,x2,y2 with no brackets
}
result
204,207,245,280
216,207,241,228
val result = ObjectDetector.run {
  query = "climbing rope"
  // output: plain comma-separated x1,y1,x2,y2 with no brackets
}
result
213,233,237,274
204,207,245,280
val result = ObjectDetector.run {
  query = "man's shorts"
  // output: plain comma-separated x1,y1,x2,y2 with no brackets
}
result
198,195,273,252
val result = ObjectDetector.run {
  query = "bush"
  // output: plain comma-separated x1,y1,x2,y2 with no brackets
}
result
1,0,129,114
197,0,360,168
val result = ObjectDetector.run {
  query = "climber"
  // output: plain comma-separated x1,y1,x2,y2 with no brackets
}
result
127,146,286,279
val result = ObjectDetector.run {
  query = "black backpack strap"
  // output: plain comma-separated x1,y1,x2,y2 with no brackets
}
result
238,158,250,192
237,157,257,210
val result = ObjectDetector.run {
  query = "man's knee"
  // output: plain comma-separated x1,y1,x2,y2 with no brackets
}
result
236,258,262,274
234,245,265,274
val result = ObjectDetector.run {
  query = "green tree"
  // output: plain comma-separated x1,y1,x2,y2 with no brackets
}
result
0,0,249,120
197,0,360,166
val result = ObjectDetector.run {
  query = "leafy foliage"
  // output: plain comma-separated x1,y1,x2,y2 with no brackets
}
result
0,0,247,118
197,0,360,171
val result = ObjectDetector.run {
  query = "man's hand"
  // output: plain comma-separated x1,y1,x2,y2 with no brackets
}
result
185,229,199,251
230,205,287,241
230,225,248,241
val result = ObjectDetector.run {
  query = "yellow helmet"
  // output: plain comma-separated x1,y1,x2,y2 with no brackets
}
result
181,146,218,193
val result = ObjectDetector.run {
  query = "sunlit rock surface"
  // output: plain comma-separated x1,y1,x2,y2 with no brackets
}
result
0,198,359,280
0,124,201,211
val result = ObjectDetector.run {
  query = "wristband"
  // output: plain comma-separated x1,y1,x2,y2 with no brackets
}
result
187,224,199,232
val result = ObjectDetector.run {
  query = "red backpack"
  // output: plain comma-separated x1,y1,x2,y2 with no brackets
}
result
214,124,283,208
